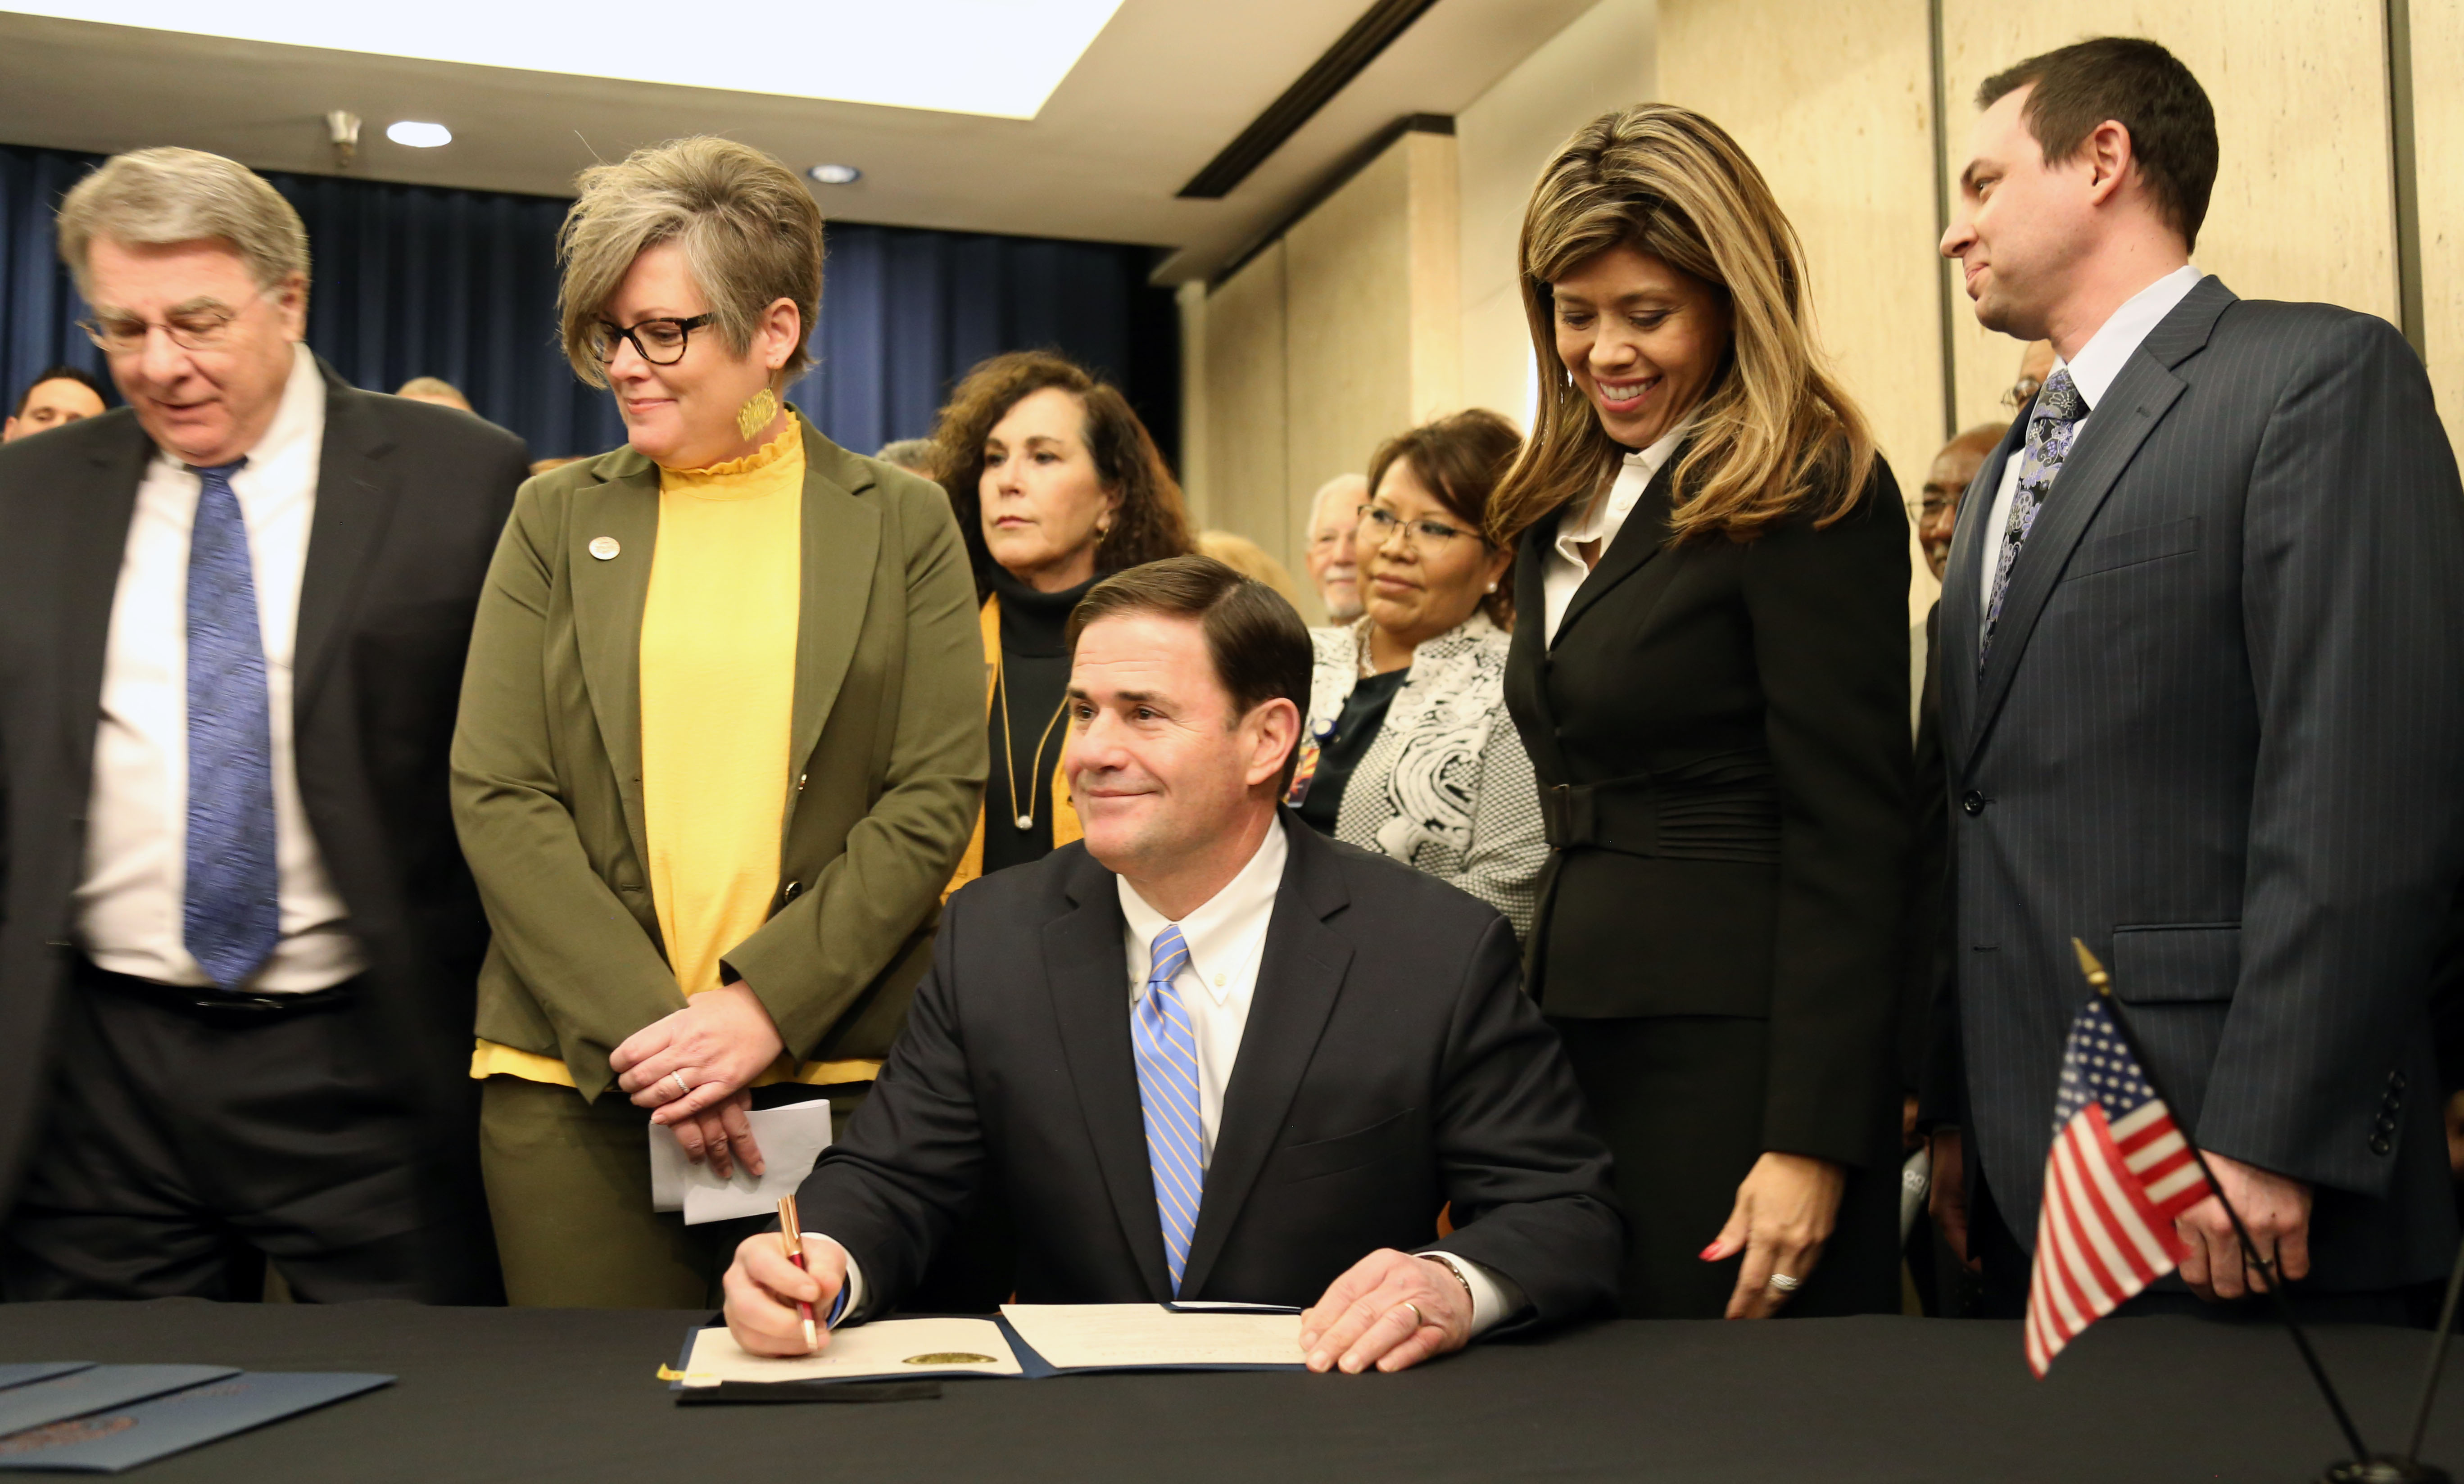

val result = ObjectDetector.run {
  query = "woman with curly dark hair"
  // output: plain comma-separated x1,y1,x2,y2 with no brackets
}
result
934,350,1195,895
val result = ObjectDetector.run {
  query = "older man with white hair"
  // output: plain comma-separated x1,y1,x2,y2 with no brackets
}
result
0,147,528,1302
1303,472,1366,624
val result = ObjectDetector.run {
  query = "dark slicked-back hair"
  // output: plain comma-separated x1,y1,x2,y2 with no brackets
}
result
14,364,106,416
1066,554,1311,791
1979,37,2218,249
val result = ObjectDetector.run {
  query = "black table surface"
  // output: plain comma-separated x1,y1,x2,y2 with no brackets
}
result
0,1300,2457,1483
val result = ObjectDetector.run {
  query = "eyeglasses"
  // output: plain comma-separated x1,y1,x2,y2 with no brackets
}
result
1357,502,1481,552
2003,373,2045,411
587,314,714,366
1903,493,1955,522
78,303,247,356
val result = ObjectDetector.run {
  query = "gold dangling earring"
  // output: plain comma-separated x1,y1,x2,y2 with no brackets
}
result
735,386,780,442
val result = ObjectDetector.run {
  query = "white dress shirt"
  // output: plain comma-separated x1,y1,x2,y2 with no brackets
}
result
77,342,365,992
1976,264,2203,618
1542,415,1693,646
824,819,1523,1335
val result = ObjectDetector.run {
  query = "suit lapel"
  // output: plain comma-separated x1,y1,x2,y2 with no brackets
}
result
1938,413,2025,768
1503,525,1568,784
55,418,153,771
1968,281,2229,750
786,423,882,807
1179,819,1352,1298
1042,853,1175,1301
1549,450,1679,647
294,366,403,721
570,450,662,874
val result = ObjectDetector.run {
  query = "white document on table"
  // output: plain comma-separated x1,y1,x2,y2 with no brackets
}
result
675,1319,1022,1385
998,1303,1305,1371
646,1100,831,1225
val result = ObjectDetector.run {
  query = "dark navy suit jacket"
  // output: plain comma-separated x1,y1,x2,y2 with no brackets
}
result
797,813,1622,1326
1931,277,2464,1289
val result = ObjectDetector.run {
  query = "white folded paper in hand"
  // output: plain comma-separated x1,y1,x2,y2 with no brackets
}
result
647,1099,832,1225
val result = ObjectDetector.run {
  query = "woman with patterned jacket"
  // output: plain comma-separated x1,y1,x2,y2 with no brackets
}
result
1292,410,1545,938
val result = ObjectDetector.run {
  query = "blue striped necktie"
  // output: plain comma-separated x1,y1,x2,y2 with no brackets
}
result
1132,922,1204,1295
183,458,281,989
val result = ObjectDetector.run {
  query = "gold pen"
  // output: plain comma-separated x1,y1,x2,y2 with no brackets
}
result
777,1193,818,1350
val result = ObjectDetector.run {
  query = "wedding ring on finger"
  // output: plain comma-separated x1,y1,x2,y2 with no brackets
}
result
1766,1272,1802,1293
668,1071,692,1099
1399,1301,1425,1330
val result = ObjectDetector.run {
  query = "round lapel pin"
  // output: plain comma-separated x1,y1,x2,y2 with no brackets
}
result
589,536,621,561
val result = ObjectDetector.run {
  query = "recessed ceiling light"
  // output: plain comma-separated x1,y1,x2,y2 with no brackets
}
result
17,1,1126,120
807,164,861,186
385,121,453,149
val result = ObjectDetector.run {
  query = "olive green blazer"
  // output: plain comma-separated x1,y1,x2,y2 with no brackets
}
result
449,419,988,1101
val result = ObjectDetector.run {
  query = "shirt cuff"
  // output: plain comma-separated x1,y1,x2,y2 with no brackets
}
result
800,1232,862,1325
1418,1251,1525,1339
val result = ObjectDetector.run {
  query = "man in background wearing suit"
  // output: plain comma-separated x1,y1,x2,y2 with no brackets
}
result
0,148,529,1302
725,556,1619,1371
1924,39,2464,1321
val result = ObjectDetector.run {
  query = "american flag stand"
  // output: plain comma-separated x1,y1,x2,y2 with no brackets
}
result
2057,941,2452,1484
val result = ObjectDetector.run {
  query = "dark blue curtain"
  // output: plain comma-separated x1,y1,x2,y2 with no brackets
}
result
1,142,1178,467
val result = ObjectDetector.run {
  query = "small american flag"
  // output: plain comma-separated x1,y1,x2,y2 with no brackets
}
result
2024,994,2213,1375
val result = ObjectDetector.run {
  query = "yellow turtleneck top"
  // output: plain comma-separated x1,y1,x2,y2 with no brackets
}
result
472,419,841,1089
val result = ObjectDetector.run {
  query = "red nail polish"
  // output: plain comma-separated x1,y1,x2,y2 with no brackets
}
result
1699,1243,1721,1260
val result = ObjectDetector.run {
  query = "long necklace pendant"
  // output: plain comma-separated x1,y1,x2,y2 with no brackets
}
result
1014,814,1034,830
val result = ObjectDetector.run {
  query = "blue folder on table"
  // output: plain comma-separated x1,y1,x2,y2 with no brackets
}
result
0,1368,236,1438
0,1367,391,1473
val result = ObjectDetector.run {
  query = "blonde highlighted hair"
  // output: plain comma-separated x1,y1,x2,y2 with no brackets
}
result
1488,104,1875,546
555,136,823,387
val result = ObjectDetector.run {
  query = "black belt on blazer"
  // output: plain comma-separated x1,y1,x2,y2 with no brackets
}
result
1539,756,1782,865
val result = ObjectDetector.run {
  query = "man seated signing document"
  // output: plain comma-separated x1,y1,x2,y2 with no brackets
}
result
724,556,1620,1373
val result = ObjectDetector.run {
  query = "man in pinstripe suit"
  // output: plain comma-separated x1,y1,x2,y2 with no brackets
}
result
1924,37,2464,1320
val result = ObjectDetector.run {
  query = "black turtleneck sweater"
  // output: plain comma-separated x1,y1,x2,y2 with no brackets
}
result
981,566,1096,874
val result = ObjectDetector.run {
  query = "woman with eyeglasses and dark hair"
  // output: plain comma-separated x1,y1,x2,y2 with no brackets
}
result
450,136,986,1306
1294,409,1546,938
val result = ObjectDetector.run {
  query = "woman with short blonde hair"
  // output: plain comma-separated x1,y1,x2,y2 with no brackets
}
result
452,136,985,1305
1494,104,1913,1321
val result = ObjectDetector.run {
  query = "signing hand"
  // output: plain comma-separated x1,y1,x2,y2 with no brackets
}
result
610,982,787,1176
724,1231,845,1357
1300,1249,1473,1374
2175,1151,2311,1300
1703,1151,1846,1318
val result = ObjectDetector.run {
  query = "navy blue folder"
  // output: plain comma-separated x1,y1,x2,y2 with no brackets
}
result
0,1370,391,1473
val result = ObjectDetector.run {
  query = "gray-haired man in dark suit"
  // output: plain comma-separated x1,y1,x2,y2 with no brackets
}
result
1925,37,2464,1321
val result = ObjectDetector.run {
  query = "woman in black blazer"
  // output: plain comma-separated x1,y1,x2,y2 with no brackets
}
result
1490,104,1913,1319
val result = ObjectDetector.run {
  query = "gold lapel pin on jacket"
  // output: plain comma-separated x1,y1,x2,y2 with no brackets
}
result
589,536,620,560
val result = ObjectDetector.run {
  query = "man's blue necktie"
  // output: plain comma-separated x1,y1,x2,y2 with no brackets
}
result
1132,923,1204,1295
1981,367,2089,665
183,459,280,989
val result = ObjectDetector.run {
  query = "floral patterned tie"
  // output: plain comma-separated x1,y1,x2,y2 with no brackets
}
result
1981,368,2088,666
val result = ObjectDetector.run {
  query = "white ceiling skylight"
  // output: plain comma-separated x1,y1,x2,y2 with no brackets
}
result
9,0,1127,119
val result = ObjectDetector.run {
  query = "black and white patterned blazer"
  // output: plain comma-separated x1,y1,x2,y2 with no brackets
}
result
1305,614,1545,938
